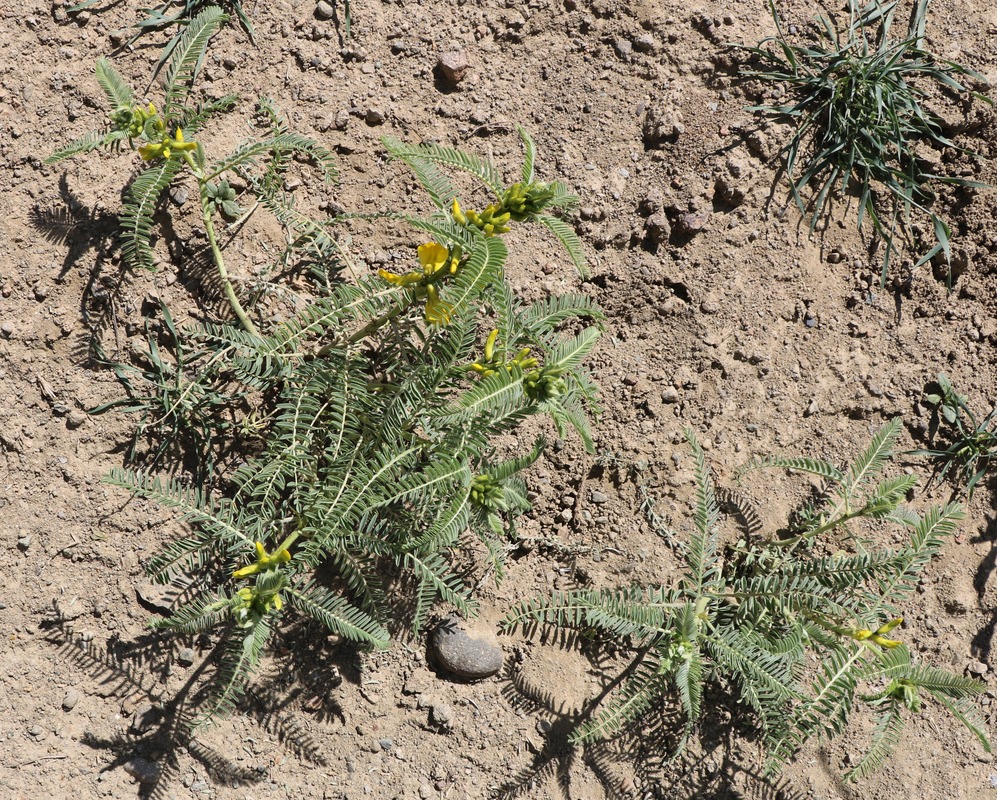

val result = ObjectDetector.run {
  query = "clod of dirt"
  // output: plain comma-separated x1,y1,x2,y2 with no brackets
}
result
676,209,709,235
642,105,684,147
135,581,173,616
644,213,671,246
437,51,469,86
429,615,503,679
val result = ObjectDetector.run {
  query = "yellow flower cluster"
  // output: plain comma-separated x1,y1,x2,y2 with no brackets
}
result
378,242,459,325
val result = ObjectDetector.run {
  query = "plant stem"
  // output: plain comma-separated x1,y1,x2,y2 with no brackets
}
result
774,509,864,550
183,153,260,338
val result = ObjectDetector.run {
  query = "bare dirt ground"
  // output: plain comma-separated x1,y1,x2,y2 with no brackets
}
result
2,0,997,798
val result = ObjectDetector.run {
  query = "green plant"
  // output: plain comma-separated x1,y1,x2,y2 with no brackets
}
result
69,0,257,63
502,419,990,781
740,0,990,284
89,301,243,478
47,7,338,337
50,22,601,721
911,373,997,497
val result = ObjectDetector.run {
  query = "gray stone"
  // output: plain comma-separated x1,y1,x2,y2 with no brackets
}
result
430,615,503,679
661,387,680,404
589,490,609,505
62,689,80,711
315,0,334,19
365,107,386,125
177,647,195,667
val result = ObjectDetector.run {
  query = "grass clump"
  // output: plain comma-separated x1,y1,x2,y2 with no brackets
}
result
48,9,600,725
741,0,991,283
503,419,990,781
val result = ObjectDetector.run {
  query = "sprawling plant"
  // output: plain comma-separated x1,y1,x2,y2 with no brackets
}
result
912,372,997,498
503,420,990,781
740,0,991,283
48,6,600,723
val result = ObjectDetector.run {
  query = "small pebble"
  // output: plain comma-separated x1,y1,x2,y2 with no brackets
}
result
590,490,609,505
365,107,386,125
34,284,50,301
17,533,32,550
430,615,503,679
169,186,189,206
437,50,469,85
177,647,195,667
62,689,80,711
968,660,989,676
315,0,334,19
661,387,680,404
379,737,394,751
1,322,14,338
66,409,87,429
700,300,720,315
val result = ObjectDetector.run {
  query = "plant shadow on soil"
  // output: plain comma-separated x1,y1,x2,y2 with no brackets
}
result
42,611,334,799
497,628,808,800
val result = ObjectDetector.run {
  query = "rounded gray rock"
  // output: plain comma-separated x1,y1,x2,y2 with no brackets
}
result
430,615,503,679
62,688,80,711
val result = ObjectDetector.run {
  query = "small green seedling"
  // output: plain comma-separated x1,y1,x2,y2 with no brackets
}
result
912,373,997,497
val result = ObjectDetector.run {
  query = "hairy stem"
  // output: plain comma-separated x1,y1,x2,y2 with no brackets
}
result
184,153,260,338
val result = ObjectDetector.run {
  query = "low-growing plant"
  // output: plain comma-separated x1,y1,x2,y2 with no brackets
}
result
912,372,996,497
503,419,990,781
69,0,258,64
47,7,339,338
48,6,600,724
740,0,991,284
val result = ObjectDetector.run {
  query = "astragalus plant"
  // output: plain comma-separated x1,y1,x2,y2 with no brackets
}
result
48,8,601,723
503,420,990,780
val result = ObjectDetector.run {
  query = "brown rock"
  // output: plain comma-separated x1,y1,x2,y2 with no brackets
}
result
437,51,469,85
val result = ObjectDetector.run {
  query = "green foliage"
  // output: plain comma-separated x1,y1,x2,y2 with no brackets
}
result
911,372,997,497
46,9,333,288
89,302,241,478
86,128,600,724
740,0,991,284
503,421,990,778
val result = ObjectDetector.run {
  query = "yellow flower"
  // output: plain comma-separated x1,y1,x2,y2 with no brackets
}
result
138,127,197,161
233,541,291,579
418,242,458,276
377,268,423,286
424,285,454,326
